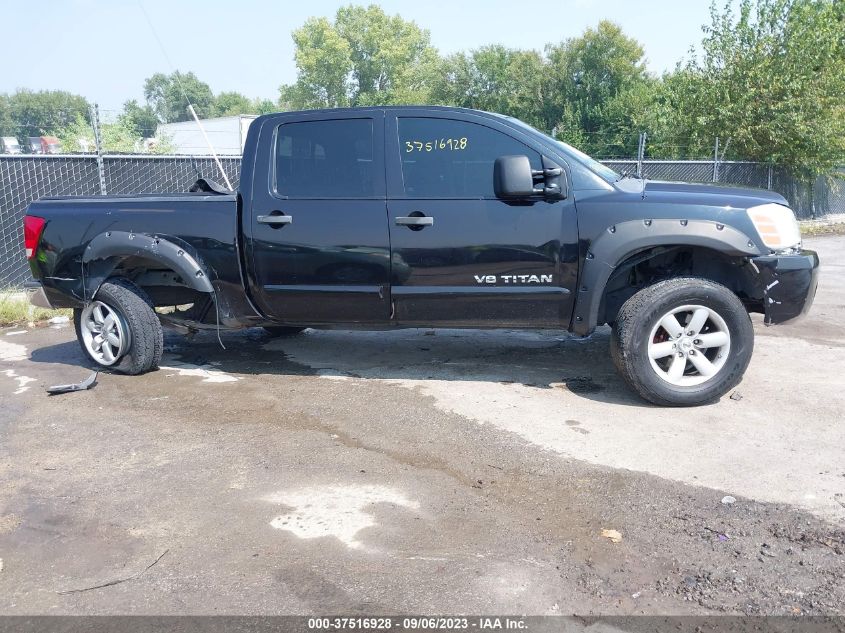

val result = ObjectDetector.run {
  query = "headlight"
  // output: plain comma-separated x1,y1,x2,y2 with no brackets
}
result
746,203,801,250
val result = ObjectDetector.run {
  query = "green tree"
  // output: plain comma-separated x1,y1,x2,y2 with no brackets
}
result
252,98,278,114
433,46,550,129
213,91,254,116
0,94,13,138
56,114,94,152
213,92,279,116
280,16,352,109
2,89,90,141
122,99,160,138
280,5,441,108
546,21,653,155
58,113,173,154
663,0,845,173
585,78,662,157
143,71,215,123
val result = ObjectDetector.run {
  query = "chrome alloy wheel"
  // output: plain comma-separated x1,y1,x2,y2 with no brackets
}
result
79,300,129,366
647,304,731,387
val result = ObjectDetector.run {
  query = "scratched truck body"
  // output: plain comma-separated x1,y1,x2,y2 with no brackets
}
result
24,106,819,406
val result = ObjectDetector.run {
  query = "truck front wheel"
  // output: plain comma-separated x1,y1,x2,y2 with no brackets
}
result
610,277,754,406
73,278,163,375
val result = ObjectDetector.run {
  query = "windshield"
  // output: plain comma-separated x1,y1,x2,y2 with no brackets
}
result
504,117,620,182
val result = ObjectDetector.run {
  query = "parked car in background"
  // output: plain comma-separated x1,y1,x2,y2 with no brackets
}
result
0,137,22,154
39,136,62,154
25,136,62,154
26,137,43,154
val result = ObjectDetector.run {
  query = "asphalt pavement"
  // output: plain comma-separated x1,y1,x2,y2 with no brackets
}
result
0,235,842,615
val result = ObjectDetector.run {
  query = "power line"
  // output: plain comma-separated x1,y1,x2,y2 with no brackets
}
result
136,0,232,189
136,0,193,110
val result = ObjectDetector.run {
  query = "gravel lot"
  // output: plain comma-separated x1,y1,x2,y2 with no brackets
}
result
0,235,843,616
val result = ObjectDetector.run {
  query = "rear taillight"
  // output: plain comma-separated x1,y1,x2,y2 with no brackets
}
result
24,215,46,260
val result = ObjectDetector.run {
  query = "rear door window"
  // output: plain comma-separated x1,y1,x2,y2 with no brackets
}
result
275,118,375,198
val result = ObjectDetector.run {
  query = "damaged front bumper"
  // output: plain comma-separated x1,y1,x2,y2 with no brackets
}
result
751,249,819,324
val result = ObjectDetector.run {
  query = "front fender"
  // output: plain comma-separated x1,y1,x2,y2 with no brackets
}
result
82,231,215,298
572,219,761,335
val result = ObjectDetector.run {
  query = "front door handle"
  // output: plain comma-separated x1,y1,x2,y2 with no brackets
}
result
395,216,434,228
257,213,293,226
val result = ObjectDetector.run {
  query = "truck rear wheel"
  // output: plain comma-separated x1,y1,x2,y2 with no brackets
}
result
73,278,163,375
610,277,753,406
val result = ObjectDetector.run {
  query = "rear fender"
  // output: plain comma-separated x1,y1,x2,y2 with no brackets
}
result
81,231,214,299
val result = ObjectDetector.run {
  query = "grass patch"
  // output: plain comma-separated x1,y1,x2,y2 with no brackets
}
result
800,221,845,237
0,291,72,327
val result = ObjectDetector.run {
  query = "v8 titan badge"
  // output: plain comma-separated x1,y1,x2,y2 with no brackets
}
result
474,274,554,284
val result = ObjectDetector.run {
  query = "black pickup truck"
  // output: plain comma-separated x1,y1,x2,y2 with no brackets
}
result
24,106,819,406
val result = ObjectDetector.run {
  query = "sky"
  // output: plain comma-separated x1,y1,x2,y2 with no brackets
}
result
2,0,729,116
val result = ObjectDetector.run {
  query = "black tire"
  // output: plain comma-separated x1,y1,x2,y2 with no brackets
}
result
263,326,306,338
73,278,163,375
610,277,754,407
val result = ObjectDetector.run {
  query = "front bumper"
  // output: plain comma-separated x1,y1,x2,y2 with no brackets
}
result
751,249,819,324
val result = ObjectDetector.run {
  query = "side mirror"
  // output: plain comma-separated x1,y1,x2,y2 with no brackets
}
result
494,155,536,199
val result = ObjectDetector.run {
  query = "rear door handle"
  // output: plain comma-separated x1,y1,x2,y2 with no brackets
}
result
257,213,293,226
395,216,434,227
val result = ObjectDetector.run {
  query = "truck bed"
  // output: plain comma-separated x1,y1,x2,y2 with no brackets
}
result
27,192,261,327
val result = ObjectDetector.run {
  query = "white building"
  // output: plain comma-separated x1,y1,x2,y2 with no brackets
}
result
156,115,258,155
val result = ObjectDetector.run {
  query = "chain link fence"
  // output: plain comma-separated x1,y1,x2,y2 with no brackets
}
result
101,156,241,195
605,160,845,222
0,155,240,288
1,154,842,288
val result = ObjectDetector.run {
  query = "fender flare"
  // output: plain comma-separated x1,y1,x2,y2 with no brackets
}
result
81,231,215,298
571,219,761,335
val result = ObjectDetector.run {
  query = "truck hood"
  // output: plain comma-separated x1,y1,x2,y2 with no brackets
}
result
643,180,789,209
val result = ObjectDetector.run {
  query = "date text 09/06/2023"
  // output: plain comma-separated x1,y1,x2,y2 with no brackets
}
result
307,616,528,630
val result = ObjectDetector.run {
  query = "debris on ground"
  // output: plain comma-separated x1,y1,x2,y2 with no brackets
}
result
46,371,97,395
48,316,70,325
704,526,730,541
601,528,623,543
56,549,168,595
721,495,736,505
760,544,778,558
730,391,743,401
